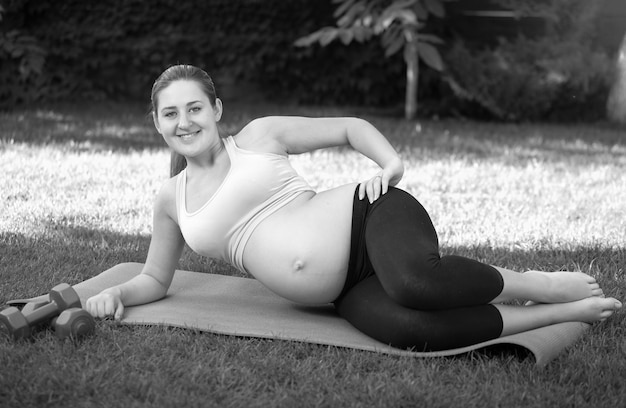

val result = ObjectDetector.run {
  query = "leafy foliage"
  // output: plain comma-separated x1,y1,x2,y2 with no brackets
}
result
295,0,449,71
442,0,613,121
0,0,406,109
443,37,613,121
0,29,47,102
295,0,453,119
0,0,48,106
0,0,617,120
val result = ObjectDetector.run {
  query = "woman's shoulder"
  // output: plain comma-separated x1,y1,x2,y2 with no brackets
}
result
233,117,288,156
153,176,179,219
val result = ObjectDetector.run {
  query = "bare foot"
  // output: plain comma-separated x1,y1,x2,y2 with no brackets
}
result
569,297,622,323
523,271,603,303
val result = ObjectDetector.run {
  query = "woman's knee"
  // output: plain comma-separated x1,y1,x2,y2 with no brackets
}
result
377,255,504,310
371,251,448,309
381,272,448,309
335,277,503,351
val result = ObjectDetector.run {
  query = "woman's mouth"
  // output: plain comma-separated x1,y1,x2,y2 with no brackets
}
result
177,130,200,139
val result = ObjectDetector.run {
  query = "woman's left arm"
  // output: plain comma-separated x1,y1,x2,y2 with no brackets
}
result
244,116,404,202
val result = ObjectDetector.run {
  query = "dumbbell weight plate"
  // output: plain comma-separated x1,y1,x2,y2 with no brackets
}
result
0,307,31,340
54,308,95,339
49,283,81,310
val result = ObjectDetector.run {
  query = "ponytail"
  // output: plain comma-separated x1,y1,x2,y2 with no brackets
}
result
170,151,187,177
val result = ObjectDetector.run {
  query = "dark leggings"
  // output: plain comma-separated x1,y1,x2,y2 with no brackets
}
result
334,187,505,351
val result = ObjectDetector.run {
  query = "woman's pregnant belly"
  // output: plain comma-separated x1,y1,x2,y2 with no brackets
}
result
242,183,358,304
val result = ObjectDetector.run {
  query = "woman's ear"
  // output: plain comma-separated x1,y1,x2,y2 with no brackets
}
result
152,112,161,133
214,98,223,122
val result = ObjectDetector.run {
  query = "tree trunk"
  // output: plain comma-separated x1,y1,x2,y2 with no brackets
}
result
607,33,626,123
404,37,419,120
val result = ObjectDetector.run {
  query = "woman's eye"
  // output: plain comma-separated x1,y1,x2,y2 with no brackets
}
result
163,112,176,118
190,106,201,113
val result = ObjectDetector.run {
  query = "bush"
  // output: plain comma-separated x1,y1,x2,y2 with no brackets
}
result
0,0,614,120
441,0,614,121
443,37,613,121
0,0,405,109
0,29,47,105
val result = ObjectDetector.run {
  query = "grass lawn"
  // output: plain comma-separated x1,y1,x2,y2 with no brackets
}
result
1,101,625,407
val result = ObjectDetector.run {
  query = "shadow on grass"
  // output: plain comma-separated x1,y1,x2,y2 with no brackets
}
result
1,224,624,367
0,100,310,153
0,101,298,153
1,102,164,152
2,222,624,299
374,119,626,163
3,101,626,161
0,225,238,303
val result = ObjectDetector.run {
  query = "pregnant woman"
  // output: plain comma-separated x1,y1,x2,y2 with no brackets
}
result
86,65,621,351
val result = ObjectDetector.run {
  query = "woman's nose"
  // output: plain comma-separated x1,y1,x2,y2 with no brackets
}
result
178,113,191,128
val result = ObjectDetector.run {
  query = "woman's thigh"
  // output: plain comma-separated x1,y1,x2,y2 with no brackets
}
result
364,188,503,309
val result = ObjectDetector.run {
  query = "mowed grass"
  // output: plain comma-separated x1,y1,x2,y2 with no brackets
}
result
1,101,625,408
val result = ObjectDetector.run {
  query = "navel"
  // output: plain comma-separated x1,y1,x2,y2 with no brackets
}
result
293,260,305,272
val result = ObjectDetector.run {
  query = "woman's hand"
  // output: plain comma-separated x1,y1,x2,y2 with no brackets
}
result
85,288,125,321
359,156,404,203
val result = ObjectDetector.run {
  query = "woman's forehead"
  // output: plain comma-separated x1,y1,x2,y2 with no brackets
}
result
158,80,209,106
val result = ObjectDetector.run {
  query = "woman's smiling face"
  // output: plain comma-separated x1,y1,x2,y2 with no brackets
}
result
153,79,223,159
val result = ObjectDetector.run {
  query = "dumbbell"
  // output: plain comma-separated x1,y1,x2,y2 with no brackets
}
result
0,283,81,340
14,301,95,339
21,300,50,316
53,308,95,339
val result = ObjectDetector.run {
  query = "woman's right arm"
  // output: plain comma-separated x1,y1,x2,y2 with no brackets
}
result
85,179,185,320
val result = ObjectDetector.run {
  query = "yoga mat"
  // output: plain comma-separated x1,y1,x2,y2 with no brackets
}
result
9,262,589,367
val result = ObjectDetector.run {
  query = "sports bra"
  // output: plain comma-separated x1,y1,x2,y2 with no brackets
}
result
175,135,314,273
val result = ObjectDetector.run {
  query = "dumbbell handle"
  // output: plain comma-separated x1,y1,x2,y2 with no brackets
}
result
23,302,62,326
23,297,81,326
